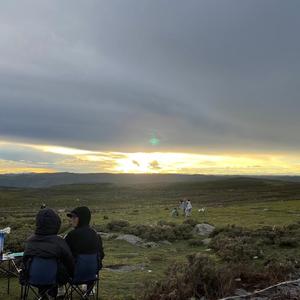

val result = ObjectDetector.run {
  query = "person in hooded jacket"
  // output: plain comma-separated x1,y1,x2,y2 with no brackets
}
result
65,206,104,270
23,208,74,296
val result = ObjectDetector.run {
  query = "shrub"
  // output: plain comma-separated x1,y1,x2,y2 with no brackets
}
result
211,234,260,262
139,254,235,300
277,237,298,248
157,220,176,227
106,220,130,231
122,223,193,242
92,224,109,232
173,224,193,240
148,254,164,262
139,254,298,300
183,218,198,227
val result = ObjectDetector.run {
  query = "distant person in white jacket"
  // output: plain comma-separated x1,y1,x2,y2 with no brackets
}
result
185,199,192,217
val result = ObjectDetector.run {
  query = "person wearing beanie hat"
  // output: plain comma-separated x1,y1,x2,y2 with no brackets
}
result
65,206,104,269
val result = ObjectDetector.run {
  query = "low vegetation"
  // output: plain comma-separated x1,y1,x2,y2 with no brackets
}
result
1,178,300,299
141,224,300,299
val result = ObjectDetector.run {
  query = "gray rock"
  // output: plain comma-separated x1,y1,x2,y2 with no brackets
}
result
98,232,116,240
116,234,144,245
193,224,215,236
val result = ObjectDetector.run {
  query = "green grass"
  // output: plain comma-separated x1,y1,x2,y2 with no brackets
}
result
1,178,300,299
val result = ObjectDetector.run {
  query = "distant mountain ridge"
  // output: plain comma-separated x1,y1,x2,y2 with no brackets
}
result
0,172,299,188
0,173,222,187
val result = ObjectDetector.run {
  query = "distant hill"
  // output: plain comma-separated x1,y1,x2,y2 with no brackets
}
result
0,173,226,188
1,176,300,209
0,172,299,188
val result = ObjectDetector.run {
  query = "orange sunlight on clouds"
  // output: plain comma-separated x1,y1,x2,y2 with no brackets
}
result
0,140,299,175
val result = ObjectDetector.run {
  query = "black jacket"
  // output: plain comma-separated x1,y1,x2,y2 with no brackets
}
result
65,207,104,269
23,209,74,281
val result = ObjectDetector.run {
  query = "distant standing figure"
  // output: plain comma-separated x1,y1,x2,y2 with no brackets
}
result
185,200,192,217
179,199,187,216
171,208,179,217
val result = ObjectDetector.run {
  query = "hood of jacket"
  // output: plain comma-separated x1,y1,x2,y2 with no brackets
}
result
35,208,61,235
68,206,91,227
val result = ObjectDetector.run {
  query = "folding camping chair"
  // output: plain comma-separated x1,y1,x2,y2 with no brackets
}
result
66,254,99,300
20,257,62,300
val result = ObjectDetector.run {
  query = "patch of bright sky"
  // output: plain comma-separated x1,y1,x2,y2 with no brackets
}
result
0,140,299,175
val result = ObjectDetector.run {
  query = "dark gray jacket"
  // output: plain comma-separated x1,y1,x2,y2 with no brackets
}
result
23,209,74,279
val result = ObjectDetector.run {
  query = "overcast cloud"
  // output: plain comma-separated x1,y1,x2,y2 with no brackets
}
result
0,1,300,153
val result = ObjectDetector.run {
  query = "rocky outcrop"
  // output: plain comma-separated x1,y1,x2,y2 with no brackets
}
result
115,234,159,248
193,223,215,236
116,234,144,246
98,231,117,240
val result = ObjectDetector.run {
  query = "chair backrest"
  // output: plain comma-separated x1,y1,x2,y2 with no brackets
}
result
28,257,58,286
73,254,98,284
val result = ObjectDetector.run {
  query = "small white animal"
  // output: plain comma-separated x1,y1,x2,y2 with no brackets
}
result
198,208,206,213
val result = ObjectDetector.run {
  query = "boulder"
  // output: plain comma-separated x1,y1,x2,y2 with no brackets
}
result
193,224,215,236
98,232,117,240
116,234,144,246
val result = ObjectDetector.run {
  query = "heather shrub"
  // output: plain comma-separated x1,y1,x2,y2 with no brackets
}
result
106,219,130,231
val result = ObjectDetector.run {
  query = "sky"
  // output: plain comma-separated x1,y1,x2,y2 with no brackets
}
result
0,1,300,175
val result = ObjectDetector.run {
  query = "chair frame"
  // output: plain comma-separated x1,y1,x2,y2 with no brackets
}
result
65,272,99,300
20,283,57,300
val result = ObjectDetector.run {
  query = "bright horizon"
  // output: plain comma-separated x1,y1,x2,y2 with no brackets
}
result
1,140,300,176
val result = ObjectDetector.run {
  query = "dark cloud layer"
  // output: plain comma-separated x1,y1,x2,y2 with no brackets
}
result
0,1,299,152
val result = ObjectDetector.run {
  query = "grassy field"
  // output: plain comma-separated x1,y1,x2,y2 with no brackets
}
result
1,177,300,299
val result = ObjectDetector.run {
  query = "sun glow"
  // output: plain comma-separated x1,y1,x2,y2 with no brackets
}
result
112,152,297,175
1,140,300,175
114,152,224,173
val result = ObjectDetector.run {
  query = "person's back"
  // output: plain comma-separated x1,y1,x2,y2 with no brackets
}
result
23,208,74,290
186,200,192,210
185,200,192,217
65,206,104,269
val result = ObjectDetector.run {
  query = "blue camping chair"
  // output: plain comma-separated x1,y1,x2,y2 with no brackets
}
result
20,257,60,299
66,254,100,300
